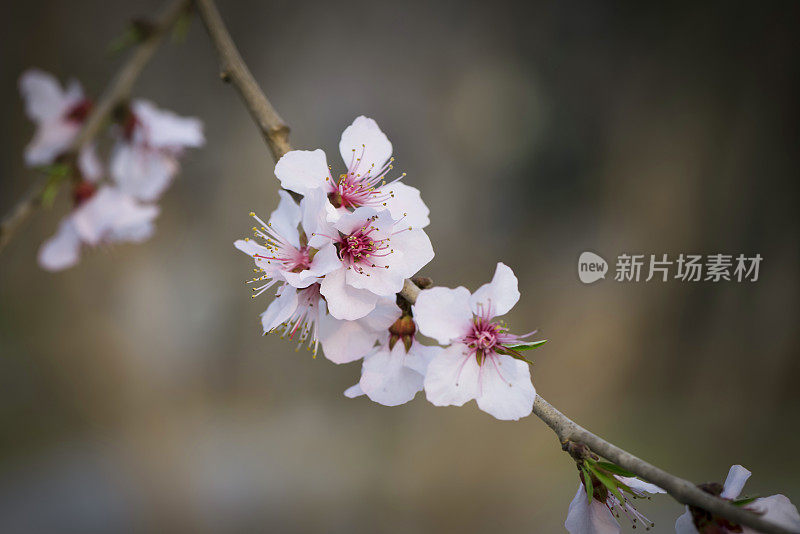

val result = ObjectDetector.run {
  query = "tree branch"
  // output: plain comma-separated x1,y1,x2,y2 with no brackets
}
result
0,0,190,256
194,2,796,532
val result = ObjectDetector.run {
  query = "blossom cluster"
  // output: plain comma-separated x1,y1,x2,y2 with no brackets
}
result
236,117,546,420
19,69,204,271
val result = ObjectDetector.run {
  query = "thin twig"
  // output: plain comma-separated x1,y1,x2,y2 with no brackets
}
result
0,0,190,256
193,0,290,162
194,2,796,532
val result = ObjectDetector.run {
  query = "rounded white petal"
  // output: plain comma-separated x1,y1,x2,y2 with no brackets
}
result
274,149,329,196
361,343,425,406
234,238,270,259
71,186,158,245
267,190,302,249
78,143,103,182
387,228,434,278
38,218,82,271
412,286,472,344
475,354,535,420
743,495,800,533
332,206,380,235
423,344,480,407
469,262,520,318
382,182,430,229
674,508,698,534
111,142,178,202
721,464,752,500
615,476,666,495
317,314,381,364
131,99,204,148
319,268,379,320
404,342,440,376
260,286,298,333
344,383,365,398
362,298,402,331
565,484,621,534
19,69,72,122
345,256,406,296
24,120,79,167
339,116,392,176
301,188,336,247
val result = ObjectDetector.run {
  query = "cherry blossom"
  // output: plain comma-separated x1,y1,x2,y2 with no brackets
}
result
234,190,340,298
111,99,204,202
274,116,430,228
413,262,542,420
38,185,158,271
675,465,800,534
309,206,434,321
344,313,441,406
19,69,101,180
565,472,665,534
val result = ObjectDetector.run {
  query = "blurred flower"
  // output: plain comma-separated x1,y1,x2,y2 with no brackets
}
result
274,115,430,228
675,465,800,534
19,69,101,180
565,468,665,534
111,99,204,202
38,185,158,271
310,206,434,321
413,262,542,420
344,313,441,406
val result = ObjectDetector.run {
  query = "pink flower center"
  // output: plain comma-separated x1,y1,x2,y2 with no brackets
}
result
64,99,92,124
458,302,532,365
325,145,405,210
335,217,392,274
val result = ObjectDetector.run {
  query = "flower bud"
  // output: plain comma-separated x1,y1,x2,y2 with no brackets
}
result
388,314,416,352
72,180,97,206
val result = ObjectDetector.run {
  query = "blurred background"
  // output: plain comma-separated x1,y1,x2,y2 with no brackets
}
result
1,0,798,532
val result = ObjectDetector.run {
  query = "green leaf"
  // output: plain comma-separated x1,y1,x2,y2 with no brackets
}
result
732,496,759,507
595,461,636,478
507,340,548,351
588,464,625,503
581,465,594,504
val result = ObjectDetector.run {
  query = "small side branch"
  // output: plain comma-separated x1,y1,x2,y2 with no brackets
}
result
0,0,190,256
193,2,796,532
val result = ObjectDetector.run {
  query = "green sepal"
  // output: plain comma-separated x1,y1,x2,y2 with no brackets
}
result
506,340,548,351
732,496,759,507
588,463,626,503
595,461,636,478
36,164,71,208
581,464,594,504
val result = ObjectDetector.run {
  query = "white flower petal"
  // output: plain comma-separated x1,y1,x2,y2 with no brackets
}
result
274,149,329,196
345,255,406,296
78,143,103,182
268,190,302,249
320,267,379,320
38,217,81,271
71,186,158,245
382,182,430,229
332,206,380,235
721,464,752,500
475,354,535,420
423,343,480,407
301,188,335,247
24,120,79,167
318,314,381,364
361,298,402,331
387,228,434,278
131,100,204,148
412,286,472,344
339,116,392,176
360,343,425,406
674,508,698,534
565,484,621,534
344,383,365,398
615,476,666,495
404,342,440,376
743,495,800,533
260,285,298,333
469,262,520,318
111,142,178,202
19,69,72,122
234,238,271,259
